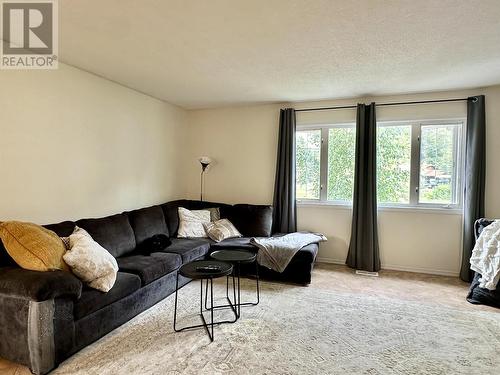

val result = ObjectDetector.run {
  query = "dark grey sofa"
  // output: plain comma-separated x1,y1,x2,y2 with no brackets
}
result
0,199,318,374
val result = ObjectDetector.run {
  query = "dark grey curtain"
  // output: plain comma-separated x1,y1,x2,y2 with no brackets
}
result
272,108,297,233
460,95,486,282
346,103,381,272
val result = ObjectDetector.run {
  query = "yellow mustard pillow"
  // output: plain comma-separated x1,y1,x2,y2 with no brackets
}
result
0,221,69,272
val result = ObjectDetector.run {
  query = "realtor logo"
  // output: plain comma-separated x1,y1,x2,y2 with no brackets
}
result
1,0,58,69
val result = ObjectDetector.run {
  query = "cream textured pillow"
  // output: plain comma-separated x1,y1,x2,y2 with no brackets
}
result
177,207,210,238
203,219,242,242
63,227,118,292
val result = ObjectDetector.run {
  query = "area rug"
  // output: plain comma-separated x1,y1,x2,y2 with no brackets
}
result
52,279,500,375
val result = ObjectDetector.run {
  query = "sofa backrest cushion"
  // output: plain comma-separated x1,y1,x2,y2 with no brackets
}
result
76,214,136,258
161,200,233,237
230,204,273,237
127,205,169,247
0,240,16,267
44,221,76,237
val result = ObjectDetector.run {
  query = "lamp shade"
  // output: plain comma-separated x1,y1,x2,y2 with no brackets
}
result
198,156,213,166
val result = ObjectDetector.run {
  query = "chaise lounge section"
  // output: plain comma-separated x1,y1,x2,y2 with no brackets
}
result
0,199,319,374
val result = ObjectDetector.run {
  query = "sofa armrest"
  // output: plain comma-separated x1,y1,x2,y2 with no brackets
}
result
0,267,82,301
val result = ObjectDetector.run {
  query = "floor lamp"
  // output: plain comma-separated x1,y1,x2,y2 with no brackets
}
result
198,156,213,202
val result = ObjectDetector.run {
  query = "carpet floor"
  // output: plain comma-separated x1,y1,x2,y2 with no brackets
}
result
1,265,499,374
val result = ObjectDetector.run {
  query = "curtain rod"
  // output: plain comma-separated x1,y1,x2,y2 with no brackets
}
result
294,97,471,113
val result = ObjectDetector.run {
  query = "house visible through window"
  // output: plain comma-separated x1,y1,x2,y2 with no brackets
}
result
296,120,464,208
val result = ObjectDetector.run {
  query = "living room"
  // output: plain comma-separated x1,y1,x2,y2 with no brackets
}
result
1,1,499,374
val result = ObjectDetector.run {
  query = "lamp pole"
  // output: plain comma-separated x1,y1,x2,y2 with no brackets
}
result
200,161,210,202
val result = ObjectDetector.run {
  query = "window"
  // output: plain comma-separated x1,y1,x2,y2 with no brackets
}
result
419,124,462,205
296,129,321,199
327,126,356,201
296,120,464,208
296,124,356,202
377,124,412,204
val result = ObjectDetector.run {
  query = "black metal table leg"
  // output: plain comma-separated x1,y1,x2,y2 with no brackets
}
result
204,272,239,322
203,252,261,315
174,270,238,342
173,269,180,331
199,278,214,341
236,262,241,317
239,259,260,307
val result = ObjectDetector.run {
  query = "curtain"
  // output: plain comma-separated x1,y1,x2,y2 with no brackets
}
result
460,95,486,282
346,103,381,272
272,108,297,233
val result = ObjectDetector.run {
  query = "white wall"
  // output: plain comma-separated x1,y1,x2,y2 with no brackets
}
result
0,63,188,224
185,86,500,276
2,62,498,276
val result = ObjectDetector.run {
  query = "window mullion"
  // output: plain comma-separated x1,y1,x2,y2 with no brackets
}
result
320,127,329,201
452,124,460,206
409,123,421,205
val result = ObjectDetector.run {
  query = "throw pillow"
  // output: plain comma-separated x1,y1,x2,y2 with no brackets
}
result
177,207,210,238
203,219,242,242
63,227,118,292
61,236,71,250
135,234,171,255
0,221,68,272
206,207,220,222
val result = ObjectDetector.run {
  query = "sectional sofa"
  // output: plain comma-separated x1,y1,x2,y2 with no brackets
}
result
0,199,318,374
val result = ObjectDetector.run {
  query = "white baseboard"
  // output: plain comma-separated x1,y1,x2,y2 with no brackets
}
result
316,257,345,265
315,257,459,277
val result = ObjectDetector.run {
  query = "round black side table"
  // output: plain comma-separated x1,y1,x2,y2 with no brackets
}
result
173,260,236,342
206,250,260,319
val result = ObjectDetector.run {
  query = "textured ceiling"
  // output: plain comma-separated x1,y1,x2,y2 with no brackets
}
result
58,0,500,108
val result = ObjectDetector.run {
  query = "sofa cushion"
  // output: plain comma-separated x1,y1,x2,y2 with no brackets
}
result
211,239,317,263
210,237,256,251
0,241,16,267
43,221,76,237
162,238,211,263
293,243,318,263
117,253,181,286
73,272,141,320
230,204,273,237
76,214,136,258
127,206,169,248
161,200,234,237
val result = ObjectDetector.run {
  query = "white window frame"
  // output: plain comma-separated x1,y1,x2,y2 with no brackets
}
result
296,123,356,204
296,118,465,210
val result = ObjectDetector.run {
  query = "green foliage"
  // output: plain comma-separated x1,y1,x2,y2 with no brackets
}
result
327,127,355,201
422,184,452,202
376,126,411,203
296,130,321,199
420,126,455,176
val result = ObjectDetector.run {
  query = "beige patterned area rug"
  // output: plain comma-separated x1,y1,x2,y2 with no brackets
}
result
53,278,500,375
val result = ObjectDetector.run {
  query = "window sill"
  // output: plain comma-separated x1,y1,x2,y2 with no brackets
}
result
297,201,463,215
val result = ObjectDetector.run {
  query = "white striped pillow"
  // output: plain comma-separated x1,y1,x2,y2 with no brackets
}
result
203,219,242,242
